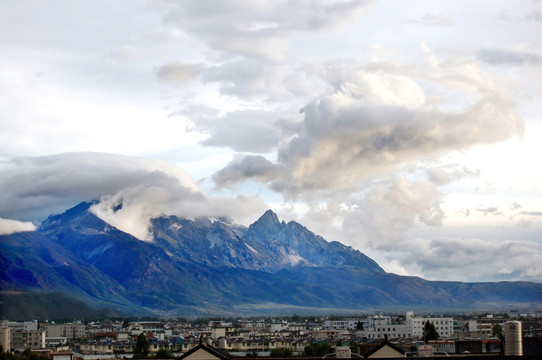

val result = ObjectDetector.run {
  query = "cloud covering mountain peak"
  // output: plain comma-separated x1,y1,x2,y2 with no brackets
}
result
0,152,267,241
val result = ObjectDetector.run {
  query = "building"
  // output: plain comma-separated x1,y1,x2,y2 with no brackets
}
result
358,315,410,339
0,321,38,332
406,311,454,338
41,322,86,341
360,324,410,339
51,351,74,360
322,319,361,330
0,327,11,352
363,339,405,358
10,329,46,351
178,340,230,360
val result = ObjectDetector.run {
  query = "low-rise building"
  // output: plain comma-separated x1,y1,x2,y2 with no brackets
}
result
406,311,454,338
360,323,411,339
10,329,46,351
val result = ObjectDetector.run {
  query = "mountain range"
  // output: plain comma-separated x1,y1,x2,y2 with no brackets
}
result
1,201,541,319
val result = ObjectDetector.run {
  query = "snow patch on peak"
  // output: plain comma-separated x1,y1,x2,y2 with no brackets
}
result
207,232,223,249
87,242,115,259
284,253,304,266
169,223,182,231
245,243,259,254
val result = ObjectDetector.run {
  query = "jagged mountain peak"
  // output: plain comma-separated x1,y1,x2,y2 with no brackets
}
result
246,209,284,242
40,201,97,226
258,209,281,226
3,201,542,316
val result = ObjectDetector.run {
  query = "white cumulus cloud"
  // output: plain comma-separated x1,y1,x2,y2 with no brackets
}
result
0,218,37,235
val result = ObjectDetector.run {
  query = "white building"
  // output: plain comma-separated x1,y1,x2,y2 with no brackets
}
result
406,311,454,338
322,319,362,330
0,320,38,332
359,324,411,339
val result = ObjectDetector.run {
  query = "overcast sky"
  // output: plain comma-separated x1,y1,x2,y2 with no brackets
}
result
1,0,541,283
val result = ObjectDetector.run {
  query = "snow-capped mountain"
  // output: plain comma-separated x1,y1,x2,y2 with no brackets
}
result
1,202,541,318
151,209,383,273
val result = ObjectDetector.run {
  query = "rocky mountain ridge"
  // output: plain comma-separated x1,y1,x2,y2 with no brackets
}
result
1,202,541,318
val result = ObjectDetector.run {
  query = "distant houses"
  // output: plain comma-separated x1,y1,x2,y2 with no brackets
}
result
0,312,541,358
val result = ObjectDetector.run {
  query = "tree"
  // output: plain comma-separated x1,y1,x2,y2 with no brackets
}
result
492,323,503,337
134,333,150,358
303,342,331,357
154,348,173,359
269,348,293,357
122,319,130,328
423,321,439,342
356,321,364,330
0,350,16,360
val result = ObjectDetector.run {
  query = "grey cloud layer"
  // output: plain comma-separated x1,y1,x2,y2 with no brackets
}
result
478,48,542,66
0,152,267,240
162,0,372,60
0,152,201,221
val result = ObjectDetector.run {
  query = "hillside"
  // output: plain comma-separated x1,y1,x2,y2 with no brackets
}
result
1,202,541,318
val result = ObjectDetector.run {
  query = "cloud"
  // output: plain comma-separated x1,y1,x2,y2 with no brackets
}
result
194,109,285,153
425,164,479,185
407,13,454,27
521,211,542,216
213,52,523,196
0,152,201,221
109,45,147,62
355,201,542,282
155,61,206,83
412,237,542,282
201,59,282,98
478,48,542,66
213,155,277,188
341,177,445,251
525,9,542,22
0,152,267,240
0,218,37,235
161,0,373,61
476,206,502,216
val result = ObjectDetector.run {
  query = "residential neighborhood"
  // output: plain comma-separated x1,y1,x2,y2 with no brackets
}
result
1,311,541,358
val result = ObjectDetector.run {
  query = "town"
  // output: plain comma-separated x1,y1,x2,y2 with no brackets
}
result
1,311,541,358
